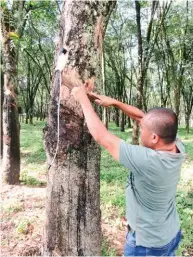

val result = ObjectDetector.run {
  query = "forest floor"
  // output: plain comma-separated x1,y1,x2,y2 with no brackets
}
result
1,122,193,256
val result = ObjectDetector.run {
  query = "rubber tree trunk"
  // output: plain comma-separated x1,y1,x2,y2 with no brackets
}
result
29,114,33,125
102,48,108,129
103,107,108,129
43,1,116,256
174,85,181,120
1,70,3,157
2,21,20,184
120,111,125,132
115,108,120,127
127,117,131,128
132,1,143,145
25,113,29,124
185,112,190,134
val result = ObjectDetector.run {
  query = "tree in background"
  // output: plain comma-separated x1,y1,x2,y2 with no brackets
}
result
104,2,136,131
1,1,32,184
1,0,58,184
17,2,57,124
104,0,193,142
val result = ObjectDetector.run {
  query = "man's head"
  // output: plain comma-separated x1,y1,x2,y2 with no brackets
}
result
140,107,178,149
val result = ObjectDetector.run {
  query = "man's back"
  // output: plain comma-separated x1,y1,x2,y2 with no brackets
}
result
120,139,185,247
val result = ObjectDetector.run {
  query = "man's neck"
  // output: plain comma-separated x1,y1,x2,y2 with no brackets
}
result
154,142,179,153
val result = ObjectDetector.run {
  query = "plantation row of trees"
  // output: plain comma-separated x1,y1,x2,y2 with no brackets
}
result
103,1,193,143
1,0,193,182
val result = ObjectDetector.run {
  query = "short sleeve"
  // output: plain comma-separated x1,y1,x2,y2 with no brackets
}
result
175,138,185,154
119,140,150,175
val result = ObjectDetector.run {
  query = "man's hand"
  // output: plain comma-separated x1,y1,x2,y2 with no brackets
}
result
89,92,116,107
71,85,87,103
71,86,121,161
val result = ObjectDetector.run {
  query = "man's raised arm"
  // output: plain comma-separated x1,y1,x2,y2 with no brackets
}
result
71,86,121,161
89,92,144,123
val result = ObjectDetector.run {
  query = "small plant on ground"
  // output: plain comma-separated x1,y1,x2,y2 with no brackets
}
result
20,171,43,186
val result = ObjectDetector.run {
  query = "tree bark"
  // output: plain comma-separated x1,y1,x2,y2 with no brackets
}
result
115,108,120,127
185,113,190,134
132,1,143,145
120,111,125,132
127,117,131,128
29,114,33,125
103,107,108,129
2,16,20,184
1,69,3,157
43,1,116,256
102,47,108,129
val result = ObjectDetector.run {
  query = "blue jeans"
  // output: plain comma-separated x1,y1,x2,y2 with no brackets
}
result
124,230,182,256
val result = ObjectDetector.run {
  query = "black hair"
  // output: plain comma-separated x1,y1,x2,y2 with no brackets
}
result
147,107,178,144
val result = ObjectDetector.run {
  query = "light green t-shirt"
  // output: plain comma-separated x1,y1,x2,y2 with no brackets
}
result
119,139,185,247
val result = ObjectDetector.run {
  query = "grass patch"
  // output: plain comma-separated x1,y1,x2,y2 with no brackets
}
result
20,171,46,187
20,121,46,164
102,236,117,256
176,190,193,255
20,121,47,185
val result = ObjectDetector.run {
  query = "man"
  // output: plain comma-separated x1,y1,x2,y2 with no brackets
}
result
71,85,185,256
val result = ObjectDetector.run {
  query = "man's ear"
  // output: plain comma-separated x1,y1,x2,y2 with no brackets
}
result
152,133,159,144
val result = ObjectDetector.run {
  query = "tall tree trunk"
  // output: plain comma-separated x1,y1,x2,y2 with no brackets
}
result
108,108,111,122
132,1,143,145
185,112,190,134
43,1,116,256
115,108,120,127
103,108,108,129
2,18,20,184
29,114,33,125
127,117,131,128
174,85,181,120
120,111,125,132
25,113,29,124
102,47,108,129
1,69,4,157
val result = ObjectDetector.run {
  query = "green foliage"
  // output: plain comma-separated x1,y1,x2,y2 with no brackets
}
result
105,1,193,119
176,190,193,255
8,31,19,39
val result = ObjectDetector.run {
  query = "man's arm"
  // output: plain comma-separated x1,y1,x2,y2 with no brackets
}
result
89,92,144,122
71,86,121,160
113,100,144,122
